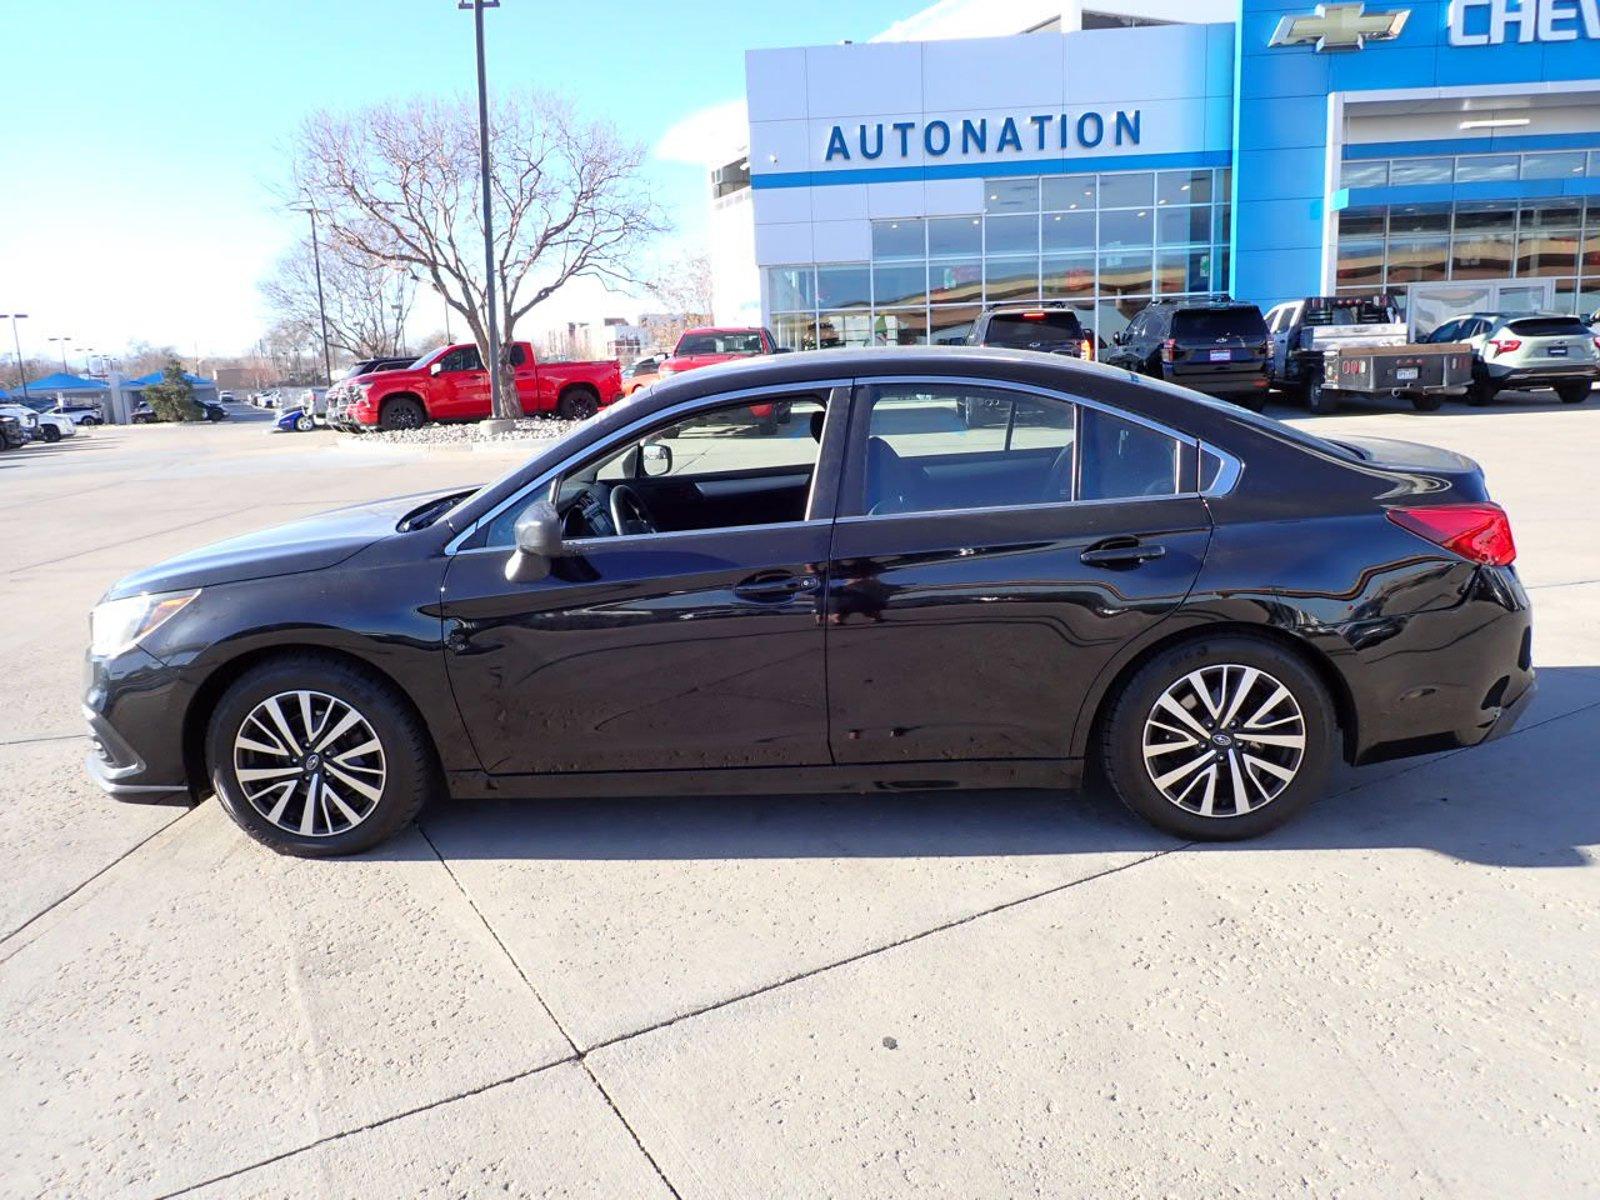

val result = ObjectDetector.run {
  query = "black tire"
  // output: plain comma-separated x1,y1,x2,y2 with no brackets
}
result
1410,393,1443,412
1467,377,1497,407
1098,634,1337,841
206,655,439,857
295,413,315,432
557,386,599,421
1556,382,1591,405
380,395,426,431
1305,377,1336,415
1233,391,1266,413
40,424,61,443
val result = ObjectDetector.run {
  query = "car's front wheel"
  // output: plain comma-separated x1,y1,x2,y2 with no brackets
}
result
1099,635,1336,840
206,656,438,857
40,424,61,443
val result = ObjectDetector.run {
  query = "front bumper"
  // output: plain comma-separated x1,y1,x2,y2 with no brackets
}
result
82,648,198,805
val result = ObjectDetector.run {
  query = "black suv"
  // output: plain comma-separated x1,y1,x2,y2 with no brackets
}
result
1104,298,1271,408
966,304,1093,358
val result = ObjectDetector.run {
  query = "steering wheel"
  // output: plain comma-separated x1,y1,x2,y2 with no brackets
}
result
608,483,658,536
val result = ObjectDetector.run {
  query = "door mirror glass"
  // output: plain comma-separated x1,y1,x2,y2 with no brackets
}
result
505,499,564,582
640,441,672,477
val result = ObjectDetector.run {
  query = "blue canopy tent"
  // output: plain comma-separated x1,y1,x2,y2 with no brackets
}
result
123,370,218,407
11,371,107,395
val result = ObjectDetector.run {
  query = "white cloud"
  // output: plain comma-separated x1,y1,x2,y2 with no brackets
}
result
655,98,748,167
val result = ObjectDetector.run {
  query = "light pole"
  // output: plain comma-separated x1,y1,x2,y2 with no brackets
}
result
460,0,505,424
47,336,73,372
289,201,334,385
0,314,29,398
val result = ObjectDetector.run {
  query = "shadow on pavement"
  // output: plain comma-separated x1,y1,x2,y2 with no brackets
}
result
413,666,1599,872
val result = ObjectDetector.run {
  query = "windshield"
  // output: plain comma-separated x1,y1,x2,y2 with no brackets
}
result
981,311,1085,348
1172,307,1267,340
676,332,764,356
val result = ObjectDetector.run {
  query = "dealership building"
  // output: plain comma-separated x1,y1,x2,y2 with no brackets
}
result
707,0,1600,348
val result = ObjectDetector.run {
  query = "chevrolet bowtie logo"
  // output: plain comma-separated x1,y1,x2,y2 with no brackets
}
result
1270,3,1410,51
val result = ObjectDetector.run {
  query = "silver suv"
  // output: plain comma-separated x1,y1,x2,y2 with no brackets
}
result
1425,312,1598,405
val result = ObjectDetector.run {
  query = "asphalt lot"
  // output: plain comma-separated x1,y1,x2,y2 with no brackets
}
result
1,395,1597,1199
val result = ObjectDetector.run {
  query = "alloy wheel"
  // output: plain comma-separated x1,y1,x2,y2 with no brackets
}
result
1140,664,1306,818
231,690,387,837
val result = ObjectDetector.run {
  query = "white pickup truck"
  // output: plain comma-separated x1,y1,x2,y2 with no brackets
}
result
1264,294,1473,414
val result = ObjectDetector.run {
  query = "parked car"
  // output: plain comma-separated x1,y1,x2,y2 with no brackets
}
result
274,405,320,433
965,303,1095,359
1266,294,1472,414
218,391,236,403
327,357,417,430
0,414,25,450
10,399,77,442
47,401,103,426
621,355,663,397
1422,312,1598,405
1102,297,1271,409
343,342,622,431
131,397,229,424
0,402,41,443
85,346,1533,857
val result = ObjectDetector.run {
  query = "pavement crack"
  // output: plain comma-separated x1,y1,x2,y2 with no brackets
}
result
416,822,685,1200
583,843,1187,1056
150,1060,576,1200
0,806,193,952
0,731,85,746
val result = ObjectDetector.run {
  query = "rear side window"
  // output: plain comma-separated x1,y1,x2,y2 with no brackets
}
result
1078,408,1180,501
1507,317,1591,337
1172,307,1267,340
980,311,1086,350
677,332,765,355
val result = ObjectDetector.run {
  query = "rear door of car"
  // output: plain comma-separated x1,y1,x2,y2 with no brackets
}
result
822,375,1212,765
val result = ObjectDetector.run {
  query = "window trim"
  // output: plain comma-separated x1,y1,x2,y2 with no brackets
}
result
447,381,854,555
837,374,1199,521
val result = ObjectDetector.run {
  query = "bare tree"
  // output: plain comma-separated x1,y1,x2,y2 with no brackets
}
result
260,237,414,359
640,250,715,352
290,91,664,418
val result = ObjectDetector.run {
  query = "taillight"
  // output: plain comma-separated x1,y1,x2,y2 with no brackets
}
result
1592,337,1600,353
1486,338,1521,356
1160,338,1177,363
1387,503,1516,567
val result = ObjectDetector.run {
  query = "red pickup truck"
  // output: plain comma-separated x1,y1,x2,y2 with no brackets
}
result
657,326,781,379
346,341,622,431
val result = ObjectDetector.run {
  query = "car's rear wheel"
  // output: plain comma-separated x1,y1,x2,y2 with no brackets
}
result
40,424,61,443
380,396,426,431
294,413,315,432
1410,393,1443,412
558,386,599,421
206,656,438,857
1099,635,1335,840
1556,382,1591,404
1467,377,1497,406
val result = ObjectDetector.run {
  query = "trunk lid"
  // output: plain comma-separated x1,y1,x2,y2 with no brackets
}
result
1332,435,1491,502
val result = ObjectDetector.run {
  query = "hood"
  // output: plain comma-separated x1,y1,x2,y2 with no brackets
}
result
105,488,457,599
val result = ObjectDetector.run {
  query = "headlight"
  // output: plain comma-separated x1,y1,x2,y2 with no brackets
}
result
90,589,200,658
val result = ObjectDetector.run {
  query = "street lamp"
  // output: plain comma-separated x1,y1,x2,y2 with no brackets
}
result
0,313,29,398
459,0,505,423
288,201,334,386
47,336,74,372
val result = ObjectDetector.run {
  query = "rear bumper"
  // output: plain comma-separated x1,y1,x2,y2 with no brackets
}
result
1351,566,1536,765
1484,364,1599,387
1164,365,1269,394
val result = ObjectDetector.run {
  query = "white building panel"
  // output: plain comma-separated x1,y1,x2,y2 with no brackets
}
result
921,35,1066,111
744,48,808,122
803,42,923,120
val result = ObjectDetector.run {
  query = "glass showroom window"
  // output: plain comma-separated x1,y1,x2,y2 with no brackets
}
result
768,166,1228,351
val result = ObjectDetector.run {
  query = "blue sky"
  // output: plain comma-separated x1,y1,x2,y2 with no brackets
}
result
0,0,919,361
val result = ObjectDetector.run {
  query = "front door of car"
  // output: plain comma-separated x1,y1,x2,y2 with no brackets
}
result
432,345,490,419
824,380,1211,765
439,389,841,777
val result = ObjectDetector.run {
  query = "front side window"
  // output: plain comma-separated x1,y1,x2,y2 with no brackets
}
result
440,346,483,372
485,395,826,546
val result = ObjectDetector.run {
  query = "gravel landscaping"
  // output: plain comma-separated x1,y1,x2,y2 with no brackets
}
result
350,417,583,446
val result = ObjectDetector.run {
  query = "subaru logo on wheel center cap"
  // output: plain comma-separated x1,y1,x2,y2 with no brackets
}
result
1211,733,1234,747
304,752,321,771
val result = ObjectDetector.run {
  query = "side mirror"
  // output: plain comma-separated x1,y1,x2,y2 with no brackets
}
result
641,442,672,477
429,362,443,376
1111,331,1127,346
504,499,564,582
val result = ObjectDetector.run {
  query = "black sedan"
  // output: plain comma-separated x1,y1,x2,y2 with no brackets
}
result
84,347,1534,856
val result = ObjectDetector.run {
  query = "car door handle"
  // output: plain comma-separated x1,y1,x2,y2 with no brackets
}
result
734,572,821,600
1080,538,1166,567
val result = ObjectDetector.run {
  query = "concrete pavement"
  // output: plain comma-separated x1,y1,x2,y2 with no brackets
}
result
0,399,1596,1198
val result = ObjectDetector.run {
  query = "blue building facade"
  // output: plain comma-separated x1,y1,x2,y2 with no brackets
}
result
736,5,1600,346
